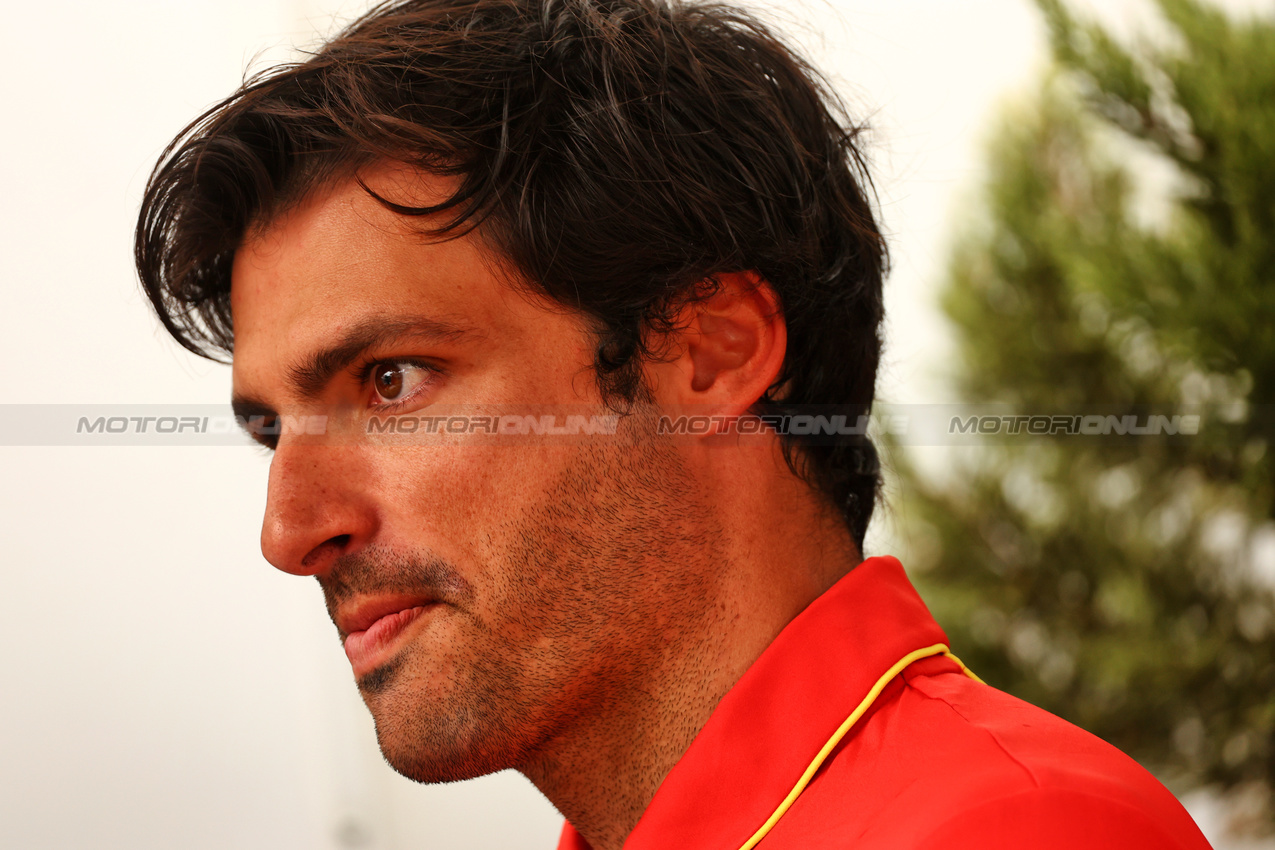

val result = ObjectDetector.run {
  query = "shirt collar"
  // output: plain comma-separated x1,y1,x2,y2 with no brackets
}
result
558,555,948,850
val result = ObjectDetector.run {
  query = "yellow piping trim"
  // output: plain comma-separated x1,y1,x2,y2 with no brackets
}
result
736,643,982,850
943,649,986,686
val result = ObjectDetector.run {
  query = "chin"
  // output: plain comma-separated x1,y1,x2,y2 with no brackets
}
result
361,675,535,785
373,721,518,785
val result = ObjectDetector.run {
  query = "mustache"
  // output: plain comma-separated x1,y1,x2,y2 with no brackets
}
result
319,544,474,620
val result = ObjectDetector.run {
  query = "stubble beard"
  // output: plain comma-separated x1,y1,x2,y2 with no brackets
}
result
321,408,726,786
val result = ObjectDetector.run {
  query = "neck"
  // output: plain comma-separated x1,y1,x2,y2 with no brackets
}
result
520,617,738,849
520,497,862,850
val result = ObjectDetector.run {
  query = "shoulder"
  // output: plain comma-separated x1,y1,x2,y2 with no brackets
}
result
913,785,1205,850
893,658,1213,849
768,657,1213,849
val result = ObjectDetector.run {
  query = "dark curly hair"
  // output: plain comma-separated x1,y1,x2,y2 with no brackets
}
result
135,0,888,547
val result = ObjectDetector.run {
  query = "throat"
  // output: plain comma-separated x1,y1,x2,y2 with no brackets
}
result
517,624,743,850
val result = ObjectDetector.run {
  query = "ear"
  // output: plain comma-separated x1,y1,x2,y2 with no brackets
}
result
647,272,787,418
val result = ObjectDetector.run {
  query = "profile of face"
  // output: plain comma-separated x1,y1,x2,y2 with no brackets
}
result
229,166,730,784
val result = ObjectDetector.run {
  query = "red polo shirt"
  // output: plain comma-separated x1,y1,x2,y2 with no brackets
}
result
557,556,1212,850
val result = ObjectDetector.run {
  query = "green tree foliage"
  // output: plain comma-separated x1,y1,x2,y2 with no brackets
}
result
891,0,1275,830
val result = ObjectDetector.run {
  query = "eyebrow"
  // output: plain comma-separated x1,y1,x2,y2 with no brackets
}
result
230,315,479,428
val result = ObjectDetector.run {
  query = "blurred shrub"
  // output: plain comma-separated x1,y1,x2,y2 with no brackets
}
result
890,0,1275,834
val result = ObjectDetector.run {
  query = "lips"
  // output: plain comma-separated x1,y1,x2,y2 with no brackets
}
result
338,598,437,677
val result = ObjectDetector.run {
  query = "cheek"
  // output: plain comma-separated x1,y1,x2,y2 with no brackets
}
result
370,441,573,558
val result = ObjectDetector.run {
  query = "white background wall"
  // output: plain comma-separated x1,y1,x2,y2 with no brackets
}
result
0,1,1263,848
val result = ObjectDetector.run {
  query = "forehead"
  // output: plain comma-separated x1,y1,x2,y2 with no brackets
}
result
232,168,485,338
229,166,555,394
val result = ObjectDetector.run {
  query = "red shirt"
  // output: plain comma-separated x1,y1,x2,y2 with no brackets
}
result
558,556,1213,850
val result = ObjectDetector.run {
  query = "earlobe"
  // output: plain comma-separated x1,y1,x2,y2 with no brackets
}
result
675,272,787,416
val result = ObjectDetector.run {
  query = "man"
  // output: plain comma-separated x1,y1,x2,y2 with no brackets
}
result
135,1,1214,848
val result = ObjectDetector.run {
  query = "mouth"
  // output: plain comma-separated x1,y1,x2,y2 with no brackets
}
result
338,597,439,677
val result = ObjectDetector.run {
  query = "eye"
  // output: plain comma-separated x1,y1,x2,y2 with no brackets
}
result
369,360,435,406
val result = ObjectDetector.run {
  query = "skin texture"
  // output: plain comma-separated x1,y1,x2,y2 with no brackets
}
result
230,165,862,850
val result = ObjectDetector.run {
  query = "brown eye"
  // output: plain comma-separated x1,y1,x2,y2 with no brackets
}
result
369,360,435,405
374,363,405,400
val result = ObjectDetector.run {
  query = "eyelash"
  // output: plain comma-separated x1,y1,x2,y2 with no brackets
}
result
353,357,440,412
249,358,441,452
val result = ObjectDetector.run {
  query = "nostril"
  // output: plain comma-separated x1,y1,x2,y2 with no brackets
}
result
299,534,353,573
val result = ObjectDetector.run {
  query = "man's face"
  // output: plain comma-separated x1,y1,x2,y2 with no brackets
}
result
230,167,726,783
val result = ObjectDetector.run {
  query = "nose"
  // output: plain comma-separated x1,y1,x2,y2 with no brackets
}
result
260,438,379,576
